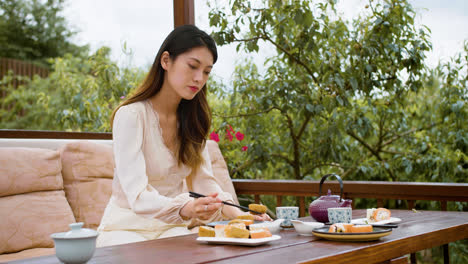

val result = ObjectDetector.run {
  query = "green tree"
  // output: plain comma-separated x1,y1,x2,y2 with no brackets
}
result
208,0,466,183
0,0,88,66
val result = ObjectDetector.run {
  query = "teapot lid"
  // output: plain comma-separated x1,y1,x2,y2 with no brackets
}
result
51,222,98,239
319,189,340,200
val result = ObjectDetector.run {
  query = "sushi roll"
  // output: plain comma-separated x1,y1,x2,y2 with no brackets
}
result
350,225,373,233
250,228,272,239
367,208,391,222
328,223,347,233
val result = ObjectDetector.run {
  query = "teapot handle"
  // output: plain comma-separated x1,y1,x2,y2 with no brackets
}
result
318,173,344,202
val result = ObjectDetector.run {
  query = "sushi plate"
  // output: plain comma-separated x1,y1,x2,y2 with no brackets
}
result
312,227,392,242
351,217,402,225
206,220,265,227
196,235,281,246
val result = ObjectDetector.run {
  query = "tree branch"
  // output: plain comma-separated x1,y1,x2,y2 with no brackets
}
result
213,106,280,118
347,130,382,160
271,153,294,166
260,30,320,85
382,121,442,147
233,36,264,42
230,156,263,175
303,162,345,176
297,114,312,139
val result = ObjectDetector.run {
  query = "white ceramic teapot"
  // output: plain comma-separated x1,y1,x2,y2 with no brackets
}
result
50,222,99,264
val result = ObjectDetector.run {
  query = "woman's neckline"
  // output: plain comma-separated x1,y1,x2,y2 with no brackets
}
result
146,100,178,158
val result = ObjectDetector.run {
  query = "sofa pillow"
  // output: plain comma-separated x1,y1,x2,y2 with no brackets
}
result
60,141,114,229
0,190,75,254
0,147,63,197
206,140,239,205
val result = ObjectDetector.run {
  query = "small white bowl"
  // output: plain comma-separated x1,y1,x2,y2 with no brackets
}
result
249,219,284,234
291,220,324,236
51,222,98,264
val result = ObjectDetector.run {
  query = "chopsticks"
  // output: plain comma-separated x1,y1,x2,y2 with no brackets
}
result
189,191,263,215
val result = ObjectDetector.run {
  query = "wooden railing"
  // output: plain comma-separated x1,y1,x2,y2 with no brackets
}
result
0,58,49,88
232,179,468,217
2,129,467,216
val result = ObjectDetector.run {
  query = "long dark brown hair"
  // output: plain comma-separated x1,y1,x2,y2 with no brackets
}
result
110,25,217,171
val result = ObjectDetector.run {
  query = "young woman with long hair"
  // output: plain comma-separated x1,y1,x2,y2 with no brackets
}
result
97,25,270,247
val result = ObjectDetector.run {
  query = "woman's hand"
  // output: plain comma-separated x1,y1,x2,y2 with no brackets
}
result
252,213,272,221
180,192,222,220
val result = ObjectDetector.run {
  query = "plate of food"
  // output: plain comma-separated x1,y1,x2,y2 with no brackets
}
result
206,204,268,227
312,224,392,242
197,235,281,246
351,208,401,225
206,220,265,227
198,217,279,246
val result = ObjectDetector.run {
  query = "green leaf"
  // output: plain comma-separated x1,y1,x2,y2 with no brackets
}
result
350,77,358,90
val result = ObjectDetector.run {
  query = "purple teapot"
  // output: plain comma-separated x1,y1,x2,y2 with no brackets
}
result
309,174,352,223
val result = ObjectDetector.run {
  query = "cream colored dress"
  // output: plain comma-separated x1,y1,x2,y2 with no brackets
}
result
97,100,233,247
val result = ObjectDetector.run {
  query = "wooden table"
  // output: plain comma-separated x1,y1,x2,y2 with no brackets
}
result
8,210,467,264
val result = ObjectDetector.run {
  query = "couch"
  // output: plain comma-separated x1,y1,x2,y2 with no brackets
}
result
0,138,238,262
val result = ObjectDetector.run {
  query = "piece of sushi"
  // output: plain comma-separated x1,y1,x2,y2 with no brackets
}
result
236,214,255,220
350,225,373,233
198,226,215,237
248,204,267,214
229,218,254,226
250,228,272,239
328,223,347,233
367,208,391,222
225,225,250,238
214,225,226,238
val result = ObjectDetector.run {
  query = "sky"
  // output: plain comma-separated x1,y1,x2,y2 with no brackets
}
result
64,0,468,82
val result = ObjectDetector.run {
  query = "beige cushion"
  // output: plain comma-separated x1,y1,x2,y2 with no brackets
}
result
206,140,239,205
0,191,75,254
60,141,114,229
0,148,63,197
0,147,75,255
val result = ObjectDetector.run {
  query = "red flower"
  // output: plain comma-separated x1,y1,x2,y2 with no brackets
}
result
226,131,233,141
235,131,244,141
210,131,220,142
228,125,235,133
241,146,248,151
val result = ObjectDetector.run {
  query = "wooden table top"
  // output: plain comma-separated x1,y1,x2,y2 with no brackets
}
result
8,210,468,264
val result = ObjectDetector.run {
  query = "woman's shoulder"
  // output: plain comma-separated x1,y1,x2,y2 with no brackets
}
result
116,101,147,116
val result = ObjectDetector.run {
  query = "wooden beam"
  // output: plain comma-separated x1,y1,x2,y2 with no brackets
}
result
0,129,112,140
232,179,468,202
173,0,194,27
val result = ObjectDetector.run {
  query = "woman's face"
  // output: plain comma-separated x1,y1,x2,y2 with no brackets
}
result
161,46,214,100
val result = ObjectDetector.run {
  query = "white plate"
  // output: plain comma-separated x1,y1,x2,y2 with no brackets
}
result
196,235,281,246
351,217,402,225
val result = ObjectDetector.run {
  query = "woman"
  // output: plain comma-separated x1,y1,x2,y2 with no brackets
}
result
97,25,270,247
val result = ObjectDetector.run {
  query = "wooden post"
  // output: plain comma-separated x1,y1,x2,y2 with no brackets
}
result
254,194,260,204
276,196,282,207
173,0,195,27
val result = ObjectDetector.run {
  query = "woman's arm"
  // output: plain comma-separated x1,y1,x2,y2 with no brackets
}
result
187,145,271,221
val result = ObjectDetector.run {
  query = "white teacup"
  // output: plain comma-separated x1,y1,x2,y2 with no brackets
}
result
276,206,299,227
327,207,352,224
